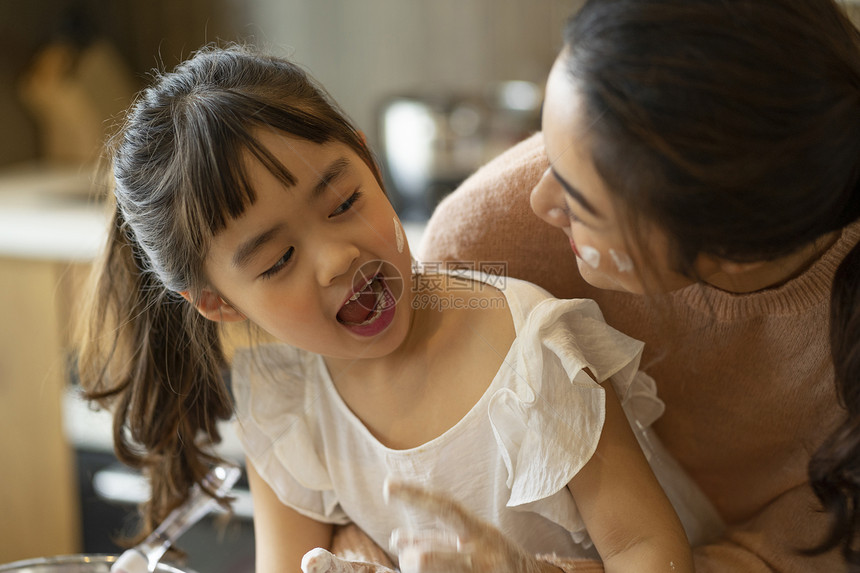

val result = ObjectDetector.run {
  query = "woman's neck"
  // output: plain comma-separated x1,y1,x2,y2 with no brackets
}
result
703,231,838,293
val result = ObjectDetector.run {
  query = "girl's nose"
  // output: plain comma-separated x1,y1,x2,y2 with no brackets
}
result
316,240,361,286
530,168,570,229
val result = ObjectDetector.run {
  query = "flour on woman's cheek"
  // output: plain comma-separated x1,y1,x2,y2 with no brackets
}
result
609,249,634,272
579,245,601,269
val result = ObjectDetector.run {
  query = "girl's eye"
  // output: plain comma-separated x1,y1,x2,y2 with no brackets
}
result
330,190,363,217
260,247,294,279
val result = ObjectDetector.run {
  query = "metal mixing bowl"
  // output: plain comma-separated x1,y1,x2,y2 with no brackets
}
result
0,555,194,573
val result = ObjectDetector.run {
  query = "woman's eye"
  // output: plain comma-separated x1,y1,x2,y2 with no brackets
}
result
562,203,582,224
330,190,363,217
260,247,294,279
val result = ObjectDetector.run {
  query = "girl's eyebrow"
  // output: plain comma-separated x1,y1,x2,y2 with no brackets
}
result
311,157,350,199
551,167,600,217
233,224,285,269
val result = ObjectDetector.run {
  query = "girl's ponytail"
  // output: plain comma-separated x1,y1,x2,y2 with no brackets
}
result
78,201,233,538
808,233,860,567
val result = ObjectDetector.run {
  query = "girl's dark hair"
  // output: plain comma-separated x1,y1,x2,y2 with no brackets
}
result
76,43,381,538
564,0,860,566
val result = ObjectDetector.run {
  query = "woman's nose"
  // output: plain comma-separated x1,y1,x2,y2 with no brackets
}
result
530,168,570,229
316,240,361,286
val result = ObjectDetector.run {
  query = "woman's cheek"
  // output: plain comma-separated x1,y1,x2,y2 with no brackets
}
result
577,242,636,274
578,245,602,269
609,249,634,273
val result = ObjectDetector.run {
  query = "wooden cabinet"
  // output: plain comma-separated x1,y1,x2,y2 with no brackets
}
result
0,257,89,563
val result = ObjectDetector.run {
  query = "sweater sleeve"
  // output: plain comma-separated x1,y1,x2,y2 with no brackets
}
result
536,483,843,572
691,484,843,572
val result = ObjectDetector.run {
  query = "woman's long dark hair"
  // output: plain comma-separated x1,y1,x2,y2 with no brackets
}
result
76,44,381,539
564,0,860,566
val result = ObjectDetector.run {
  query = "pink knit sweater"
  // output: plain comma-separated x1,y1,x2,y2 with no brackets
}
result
331,133,858,571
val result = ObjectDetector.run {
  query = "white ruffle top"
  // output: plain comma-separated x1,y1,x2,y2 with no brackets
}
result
232,273,723,560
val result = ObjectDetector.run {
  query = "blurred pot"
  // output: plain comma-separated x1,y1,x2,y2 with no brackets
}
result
0,555,194,573
378,80,542,220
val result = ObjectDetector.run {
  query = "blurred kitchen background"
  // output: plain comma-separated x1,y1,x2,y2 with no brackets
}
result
2,1,860,572
0,1,579,572
0,0,578,218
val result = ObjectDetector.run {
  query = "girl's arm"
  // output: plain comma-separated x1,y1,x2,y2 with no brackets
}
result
568,381,693,572
246,459,334,573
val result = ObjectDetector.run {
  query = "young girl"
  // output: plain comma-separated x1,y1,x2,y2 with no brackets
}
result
77,45,720,573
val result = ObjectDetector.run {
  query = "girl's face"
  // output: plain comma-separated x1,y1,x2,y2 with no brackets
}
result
531,54,696,294
202,130,414,360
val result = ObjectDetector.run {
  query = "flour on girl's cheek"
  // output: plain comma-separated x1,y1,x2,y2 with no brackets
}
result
609,249,634,272
579,245,601,269
394,217,405,254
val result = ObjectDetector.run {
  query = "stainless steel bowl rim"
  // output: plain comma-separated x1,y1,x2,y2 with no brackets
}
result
0,555,194,573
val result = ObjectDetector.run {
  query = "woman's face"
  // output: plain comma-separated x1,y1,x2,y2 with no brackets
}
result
530,53,696,294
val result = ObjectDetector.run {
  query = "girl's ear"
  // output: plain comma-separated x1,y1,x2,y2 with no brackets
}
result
178,289,246,322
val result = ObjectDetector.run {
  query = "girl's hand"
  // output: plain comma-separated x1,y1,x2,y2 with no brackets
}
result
383,480,557,573
301,481,561,573
301,547,396,573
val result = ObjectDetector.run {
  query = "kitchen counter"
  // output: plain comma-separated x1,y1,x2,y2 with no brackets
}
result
0,196,107,261
0,163,106,563
0,163,108,261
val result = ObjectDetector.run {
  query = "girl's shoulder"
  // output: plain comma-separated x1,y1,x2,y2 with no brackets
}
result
414,264,556,325
231,343,318,396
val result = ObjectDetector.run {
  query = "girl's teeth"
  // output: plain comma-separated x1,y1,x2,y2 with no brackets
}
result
356,308,382,326
349,277,375,303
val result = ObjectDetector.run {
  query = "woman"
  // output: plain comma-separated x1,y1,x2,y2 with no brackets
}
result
310,0,860,572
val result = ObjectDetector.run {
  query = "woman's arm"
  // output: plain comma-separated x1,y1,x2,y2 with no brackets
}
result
246,459,334,573
568,382,693,572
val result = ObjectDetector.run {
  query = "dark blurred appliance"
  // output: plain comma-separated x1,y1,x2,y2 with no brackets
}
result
378,81,542,221
63,386,255,573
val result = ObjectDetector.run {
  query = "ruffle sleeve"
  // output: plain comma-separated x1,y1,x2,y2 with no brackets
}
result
488,297,664,537
231,344,349,524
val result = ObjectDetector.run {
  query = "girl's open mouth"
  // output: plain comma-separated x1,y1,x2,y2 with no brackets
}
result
336,274,397,336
